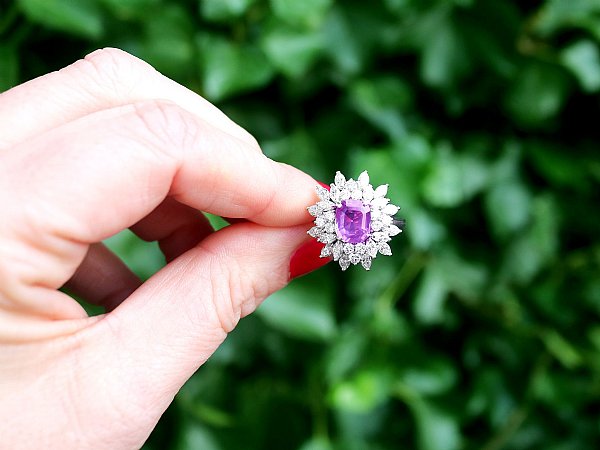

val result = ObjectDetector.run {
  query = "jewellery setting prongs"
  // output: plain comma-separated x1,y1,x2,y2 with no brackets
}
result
307,171,404,271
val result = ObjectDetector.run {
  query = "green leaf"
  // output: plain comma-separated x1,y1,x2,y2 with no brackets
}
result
541,330,583,369
199,35,274,101
325,329,368,383
535,0,600,39
135,4,194,78
104,229,164,280
173,420,222,450
399,358,458,396
321,6,365,76
500,195,559,284
413,265,448,325
422,143,490,207
348,77,410,141
200,0,256,22
560,40,600,93
256,271,336,342
485,179,532,238
504,61,571,128
0,45,18,92
100,0,160,19
420,15,471,89
298,437,333,450
261,25,323,78
330,368,393,413
269,0,332,29
18,0,104,39
410,399,461,450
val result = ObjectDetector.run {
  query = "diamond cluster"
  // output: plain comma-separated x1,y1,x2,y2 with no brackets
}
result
307,171,402,271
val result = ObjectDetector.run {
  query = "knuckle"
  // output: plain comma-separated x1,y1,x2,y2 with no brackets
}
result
130,100,201,156
75,47,152,97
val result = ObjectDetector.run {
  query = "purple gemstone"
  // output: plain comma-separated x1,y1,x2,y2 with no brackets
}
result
335,199,371,244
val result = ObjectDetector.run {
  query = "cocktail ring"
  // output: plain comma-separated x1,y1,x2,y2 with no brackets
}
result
307,171,404,271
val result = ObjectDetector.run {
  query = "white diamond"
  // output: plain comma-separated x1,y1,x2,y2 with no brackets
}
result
371,221,383,231
317,201,334,211
361,256,372,270
358,171,370,188
320,245,332,258
323,211,335,222
316,185,330,201
332,241,343,261
315,217,327,227
388,225,401,236
371,208,382,219
378,242,392,256
324,233,337,244
350,189,362,199
355,243,366,255
330,185,341,203
350,253,361,265
339,256,351,271
343,243,355,254
371,197,389,208
316,232,334,243
366,241,378,258
335,171,346,187
345,180,357,191
381,214,392,225
307,205,320,216
383,204,399,215
308,226,321,238
324,223,335,234
340,189,350,200
374,184,388,198
363,186,374,201
372,232,391,242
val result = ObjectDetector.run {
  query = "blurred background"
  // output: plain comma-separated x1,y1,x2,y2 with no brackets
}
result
2,0,600,449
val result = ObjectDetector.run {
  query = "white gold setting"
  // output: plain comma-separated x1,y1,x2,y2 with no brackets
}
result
307,170,403,271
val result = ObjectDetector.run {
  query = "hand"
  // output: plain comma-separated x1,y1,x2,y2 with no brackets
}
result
0,48,328,449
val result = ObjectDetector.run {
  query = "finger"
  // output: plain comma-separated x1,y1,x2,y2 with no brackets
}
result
130,198,214,263
82,223,316,444
0,48,257,149
62,243,142,312
0,100,317,317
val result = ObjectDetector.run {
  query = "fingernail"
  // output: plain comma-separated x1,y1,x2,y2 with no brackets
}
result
289,238,331,280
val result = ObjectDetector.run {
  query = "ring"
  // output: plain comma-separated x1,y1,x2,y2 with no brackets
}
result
307,171,404,271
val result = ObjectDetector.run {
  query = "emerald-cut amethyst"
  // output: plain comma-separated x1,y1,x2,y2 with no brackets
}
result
335,199,371,243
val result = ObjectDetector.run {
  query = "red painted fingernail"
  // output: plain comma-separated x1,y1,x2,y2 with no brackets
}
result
289,238,332,280
317,181,330,191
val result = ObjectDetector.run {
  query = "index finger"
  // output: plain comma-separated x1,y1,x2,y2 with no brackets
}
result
1,100,315,244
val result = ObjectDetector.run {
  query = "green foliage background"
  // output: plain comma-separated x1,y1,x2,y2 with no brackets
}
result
3,0,600,448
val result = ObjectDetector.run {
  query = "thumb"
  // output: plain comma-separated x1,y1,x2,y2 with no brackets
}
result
80,222,327,445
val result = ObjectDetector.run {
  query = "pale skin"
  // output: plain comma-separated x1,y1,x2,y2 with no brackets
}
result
0,48,318,449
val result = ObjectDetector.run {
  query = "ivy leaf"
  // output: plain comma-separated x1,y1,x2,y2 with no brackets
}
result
200,0,256,22
18,0,104,39
505,61,571,128
270,0,332,29
261,25,323,78
257,272,337,342
199,35,274,101
560,40,600,93
410,399,461,450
